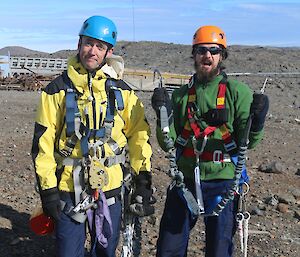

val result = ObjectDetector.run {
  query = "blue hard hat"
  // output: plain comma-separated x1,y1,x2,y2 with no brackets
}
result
79,16,117,47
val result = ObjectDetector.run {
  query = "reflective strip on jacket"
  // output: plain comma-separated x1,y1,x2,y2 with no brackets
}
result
156,74,264,181
32,55,152,192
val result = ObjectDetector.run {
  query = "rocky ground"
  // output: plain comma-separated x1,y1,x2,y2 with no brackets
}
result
0,44,300,257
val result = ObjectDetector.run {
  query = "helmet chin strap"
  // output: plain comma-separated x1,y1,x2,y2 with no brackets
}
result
94,48,109,72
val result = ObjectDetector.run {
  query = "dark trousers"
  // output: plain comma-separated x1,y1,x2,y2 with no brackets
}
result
156,179,238,257
55,193,122,257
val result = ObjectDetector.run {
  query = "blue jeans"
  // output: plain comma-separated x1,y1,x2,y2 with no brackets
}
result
55,192,121,257
156,179,238,257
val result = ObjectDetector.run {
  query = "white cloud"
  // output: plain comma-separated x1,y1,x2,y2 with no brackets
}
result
239,3,268,11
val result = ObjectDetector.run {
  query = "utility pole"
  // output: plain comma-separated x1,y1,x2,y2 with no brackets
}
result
132,0,136,42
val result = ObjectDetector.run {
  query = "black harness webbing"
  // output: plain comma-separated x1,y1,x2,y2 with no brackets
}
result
61,76,124,158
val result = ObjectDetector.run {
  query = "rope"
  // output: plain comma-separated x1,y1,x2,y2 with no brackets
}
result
121,214,142,257
163,131,185,187
161,124,200,218
120,153,142,257
154,68,200,217
211,114,253,216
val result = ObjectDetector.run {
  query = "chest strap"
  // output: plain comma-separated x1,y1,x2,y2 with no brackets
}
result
176,74,237,157
60,78,125,167
182,148,231,163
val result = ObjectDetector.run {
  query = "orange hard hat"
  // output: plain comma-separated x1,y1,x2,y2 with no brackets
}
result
29,207,54,236
192,25,227,48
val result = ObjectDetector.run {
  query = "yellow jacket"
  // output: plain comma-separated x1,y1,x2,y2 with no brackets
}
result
32,55,152,194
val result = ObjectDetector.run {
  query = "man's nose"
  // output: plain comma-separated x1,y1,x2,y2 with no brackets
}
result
203,50,212,57
88,45,98,54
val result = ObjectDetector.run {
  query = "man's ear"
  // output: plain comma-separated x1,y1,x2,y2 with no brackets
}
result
222,49,228,60
106,47,114,58
77,38,82,51
219,54,223,62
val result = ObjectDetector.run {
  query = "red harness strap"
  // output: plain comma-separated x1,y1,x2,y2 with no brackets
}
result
216,83,226,109
216,82,237,152
176,85,218,146
177,78,237,160
182,148,230,162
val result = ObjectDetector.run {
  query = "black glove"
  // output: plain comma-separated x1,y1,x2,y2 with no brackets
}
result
40,187,61,221
130,171,155,217
250,93,269,132
151,87,173,123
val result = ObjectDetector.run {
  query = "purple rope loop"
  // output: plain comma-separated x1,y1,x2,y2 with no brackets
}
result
87,189,113,248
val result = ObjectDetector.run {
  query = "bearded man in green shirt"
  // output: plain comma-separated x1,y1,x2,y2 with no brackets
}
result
152,25,269,257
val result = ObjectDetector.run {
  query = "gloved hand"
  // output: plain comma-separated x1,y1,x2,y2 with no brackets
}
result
151,87,172,123
40,187,61,221
250,93,269,132
130,171,155,217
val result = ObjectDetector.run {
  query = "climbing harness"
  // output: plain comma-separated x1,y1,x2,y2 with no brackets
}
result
176,73,240,216
55,73,127,248
154,69,200,218
177,73,237,159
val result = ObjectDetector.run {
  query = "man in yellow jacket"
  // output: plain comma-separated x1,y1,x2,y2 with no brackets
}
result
31,15,154,257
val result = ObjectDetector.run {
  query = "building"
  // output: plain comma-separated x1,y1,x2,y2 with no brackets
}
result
9,56,68,76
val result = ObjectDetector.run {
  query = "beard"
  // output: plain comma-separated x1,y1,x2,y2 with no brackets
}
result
194,61,221,83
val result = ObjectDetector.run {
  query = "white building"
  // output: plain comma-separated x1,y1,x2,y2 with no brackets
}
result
9,56,68,76
0,55,10,78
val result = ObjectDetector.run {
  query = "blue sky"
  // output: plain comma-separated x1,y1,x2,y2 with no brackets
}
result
0,0,299,53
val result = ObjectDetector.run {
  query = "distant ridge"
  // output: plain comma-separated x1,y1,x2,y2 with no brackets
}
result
0,46,50,58
0,42,299,75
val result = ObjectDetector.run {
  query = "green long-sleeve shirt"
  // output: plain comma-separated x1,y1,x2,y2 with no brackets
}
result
156,74,263,181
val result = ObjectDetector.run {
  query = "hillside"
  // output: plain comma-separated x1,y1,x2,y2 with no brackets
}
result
1,42,300,75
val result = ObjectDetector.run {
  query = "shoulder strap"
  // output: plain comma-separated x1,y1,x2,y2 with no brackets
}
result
105,78,125,111
58,72,83,157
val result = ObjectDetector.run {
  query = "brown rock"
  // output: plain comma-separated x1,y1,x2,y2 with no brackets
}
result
277,203,289,213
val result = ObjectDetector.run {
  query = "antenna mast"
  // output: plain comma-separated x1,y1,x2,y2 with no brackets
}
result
132,0,136,42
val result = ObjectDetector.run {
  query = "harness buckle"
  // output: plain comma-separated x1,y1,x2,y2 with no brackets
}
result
223,154,231,162
59,148,72,158
72,194,95,213
213,150,223,164
104,154,126,167
192,135,208,156
176,135,189,146
224,141,237,152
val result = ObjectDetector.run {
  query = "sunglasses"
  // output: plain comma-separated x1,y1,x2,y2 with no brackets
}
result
194,46,222,55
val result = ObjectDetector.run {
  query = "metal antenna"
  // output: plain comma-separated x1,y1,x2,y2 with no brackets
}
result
132,0,136,42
